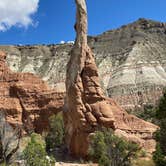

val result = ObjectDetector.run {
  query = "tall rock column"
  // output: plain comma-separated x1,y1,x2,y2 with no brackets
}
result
64,0,115,157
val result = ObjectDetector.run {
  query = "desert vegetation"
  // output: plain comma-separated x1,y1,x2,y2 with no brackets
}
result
88,128,140,166
45,113,65,151
22,133,55,166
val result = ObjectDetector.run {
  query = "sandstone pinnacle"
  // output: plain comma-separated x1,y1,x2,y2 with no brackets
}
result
64,0,158,157
64,0,115,157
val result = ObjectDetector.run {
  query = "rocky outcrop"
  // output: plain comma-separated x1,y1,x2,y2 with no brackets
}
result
64,0,158,157
0,111,21,164
1,19,166,111
107,98,157,154
64,0,115,157
0,51,64,134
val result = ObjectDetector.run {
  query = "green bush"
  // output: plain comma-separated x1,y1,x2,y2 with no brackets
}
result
153,143,166,166
23,133,55,166
89,128,139,166
0,163,6,166
134,105,158,124
45,113,65,151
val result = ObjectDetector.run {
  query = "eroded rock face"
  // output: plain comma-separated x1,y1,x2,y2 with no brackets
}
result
64,0,115,157
0,51,64,134
0,47,158,157
107,98,157,154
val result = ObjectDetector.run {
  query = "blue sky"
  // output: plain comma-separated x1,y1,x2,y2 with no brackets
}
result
0,0,166,45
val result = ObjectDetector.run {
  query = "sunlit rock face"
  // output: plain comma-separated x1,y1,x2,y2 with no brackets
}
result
0,51,64,134
1,18,166,110
88,18,166,111
64,0,115,157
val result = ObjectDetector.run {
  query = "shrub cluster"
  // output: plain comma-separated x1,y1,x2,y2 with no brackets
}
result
23,133,55,166
89,128,139,166
45,113,65,151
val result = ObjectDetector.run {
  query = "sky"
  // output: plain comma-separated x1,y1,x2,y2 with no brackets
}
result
0,0,166,45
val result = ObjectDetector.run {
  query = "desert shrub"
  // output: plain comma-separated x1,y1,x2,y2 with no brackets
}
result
0,112,21,165
89,128,139,166
134,105,158,124
23,133,55,166
139,149,147,157
153,89,166,166
0,163,6,166
45,113,65,151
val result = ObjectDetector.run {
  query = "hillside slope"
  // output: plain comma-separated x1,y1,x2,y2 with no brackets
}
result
1,18,166,111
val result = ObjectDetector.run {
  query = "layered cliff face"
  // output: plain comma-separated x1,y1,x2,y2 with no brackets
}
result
91,18,166,111
0,51,64,134
1,18,166,111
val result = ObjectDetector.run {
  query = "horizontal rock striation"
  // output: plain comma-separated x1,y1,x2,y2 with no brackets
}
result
1,18,166,111
0,51,64,134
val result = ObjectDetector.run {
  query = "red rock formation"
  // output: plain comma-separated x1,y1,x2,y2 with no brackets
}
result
64,0,158,157
64,0,115,157
107,98,157,154
0,51,64,134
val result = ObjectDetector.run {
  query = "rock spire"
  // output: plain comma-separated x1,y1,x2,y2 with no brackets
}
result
64,0,115,156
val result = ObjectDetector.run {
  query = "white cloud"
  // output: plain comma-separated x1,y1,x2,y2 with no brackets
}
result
0,0,39,31
60,40,74,44
60,41,65,44
67,41,74,44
